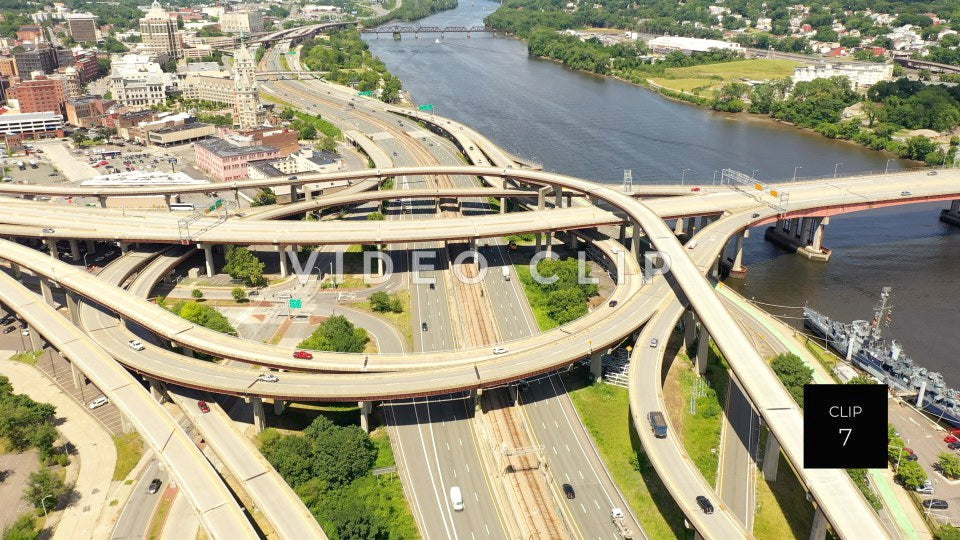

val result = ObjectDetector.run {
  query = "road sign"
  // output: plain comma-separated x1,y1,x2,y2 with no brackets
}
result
289,298,302,309
358,90,374,96
418,104,434,112
287,51,296,55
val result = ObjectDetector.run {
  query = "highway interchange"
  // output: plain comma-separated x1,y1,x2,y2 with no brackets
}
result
1,41,958,540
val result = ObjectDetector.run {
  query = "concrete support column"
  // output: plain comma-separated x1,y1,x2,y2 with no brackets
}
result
567,232,576,250
794,217,804,239
952,200,960,213
97,195,107,208
553,184,562,208
731,229,749,272
684,217,694,237
118,241,130,254
10,263,21,280
762,434,781,481
181,347,194,358
545,232,553,254
537,187,549,210
147,377,165,403
359,401,372,433
163,194,172,209
674,218,685,236
535,232,542,252
500,197,506,214
619,222,627,245
39,279,54,307
780,219,789,234
251,397,266,433
85,240,95,253
683,311,697,351
69,361,83,390
631,221,641,260
378,244,386,275
468,238,477,251
699,215,710,230
289,185,298,203
696,325,710,376
809,508,827,540
565,194,572,207
789,218,800,235
273,399,285,415
65,291,80,326
68,239,81,262
199,244,215,277
590,352,603,381
27,325,42,350
45,239,58,260
810,217,829,252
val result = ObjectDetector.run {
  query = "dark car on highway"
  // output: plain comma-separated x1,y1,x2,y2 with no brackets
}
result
562,484,575,499
696,495,714,514
147,478,162,494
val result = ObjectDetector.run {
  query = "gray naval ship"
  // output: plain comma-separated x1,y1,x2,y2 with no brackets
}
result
804,287,960,428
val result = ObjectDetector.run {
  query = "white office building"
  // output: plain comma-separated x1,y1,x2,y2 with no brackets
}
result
647,36,743,54
792,63,894,90
109,54,177,110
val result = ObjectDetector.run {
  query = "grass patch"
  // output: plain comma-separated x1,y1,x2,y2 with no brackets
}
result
514,263,556,331
665,59,800,81
754,445,819,540
350,289,412,351
9,350,43,365
649,77,721,94
671,343,729,487
112,432,144,481
371,428,395,468
803,337,840,375
566,372,689,539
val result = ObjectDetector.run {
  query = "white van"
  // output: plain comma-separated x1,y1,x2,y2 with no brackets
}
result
501,266,510,281
449,486,464,511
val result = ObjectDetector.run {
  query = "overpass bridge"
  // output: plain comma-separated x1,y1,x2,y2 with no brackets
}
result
250,21,355,45
893,56,960,74
361,25,494,37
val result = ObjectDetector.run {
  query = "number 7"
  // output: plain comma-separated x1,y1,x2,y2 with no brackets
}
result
840,428,852,446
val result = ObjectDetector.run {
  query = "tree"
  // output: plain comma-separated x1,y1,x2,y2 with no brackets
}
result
298,315,368,353
191,288,203,300
2,514,38,540
0,394,56,453
23,469,70,510
545,288,588,325
223,246,266,287
939,452,960,479
260,431,317,487
317,137,338,152
861,101,886,127
847,375,876,385
770,353,813,405
251,188,277,207
173,301,237,336
303,416,377,487
231,287,247,303
367,211,384,221
712,82,748,112
161,59,177,73
369,291,391,312
896,459,927,489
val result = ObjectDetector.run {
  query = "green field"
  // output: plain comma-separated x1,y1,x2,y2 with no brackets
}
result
672,345,729,487
566,373,690,539
649,77,721,95
754,445,819,540
664,59,800,81
112,432,144,481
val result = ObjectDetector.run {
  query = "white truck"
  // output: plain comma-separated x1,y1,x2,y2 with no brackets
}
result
501,266,510,281
611,508,634,539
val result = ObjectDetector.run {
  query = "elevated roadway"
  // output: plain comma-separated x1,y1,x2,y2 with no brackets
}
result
0,271,257,539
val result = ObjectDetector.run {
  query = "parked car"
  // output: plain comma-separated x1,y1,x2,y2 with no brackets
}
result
905,453,919,462
492,346,507,354
923,499,949,510
562,483,575,499
948,442,960,450
696,495,714,514
944,435,958,444
292,350,313,360
197,401,210,414
916,485,935,495
3,326,15,334
88,396,109,410
257,374,279,383
147,478,162,494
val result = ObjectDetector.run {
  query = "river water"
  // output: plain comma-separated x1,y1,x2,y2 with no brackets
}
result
365,1,960,382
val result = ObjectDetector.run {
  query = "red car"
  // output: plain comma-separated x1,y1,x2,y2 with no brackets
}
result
690,187,701,192
197,400,210,413
951,428,960,436
944,435,959,444
293,350,313,360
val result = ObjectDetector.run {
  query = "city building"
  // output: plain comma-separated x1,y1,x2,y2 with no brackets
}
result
792,62,894,90
0,111,64,144
65,13,98,43
220,10,264,34
51,67,81,99
232,43,265,130
81,170,208,186
123,110,193,143
647,36,743,54
14,47,58,79
72,52,100,83
0,57,17,77
55,48,74,68
247,148,343,180
218,126,299,156
64,95,116,127
139,0,182,60
147,122,215,146
8,74,66,114
16,25,44,42
194,136,280,181
180,70,234,103
183,43,214,59
109,54,176,110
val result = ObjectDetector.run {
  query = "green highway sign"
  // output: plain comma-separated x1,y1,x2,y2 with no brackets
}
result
358,90,374,96
289,298,302,309
418,104,434,112
207,199,223,212
287,51,296,55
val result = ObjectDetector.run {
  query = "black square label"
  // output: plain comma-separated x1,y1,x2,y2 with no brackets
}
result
804,384,887,469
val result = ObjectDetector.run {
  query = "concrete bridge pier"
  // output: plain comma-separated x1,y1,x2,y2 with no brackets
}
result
537,186,550,210
695,325,710,376
289,185,299,203
97,196,107,208
590,351,603,381
619,222,627,246
251,397,266,433
553,184,562,208
674,218,685,236
118,241,131,254
809,508,827,540
145,376,166,403
566,232,577,250
940,200,960,226
762,433,780,481
10,262,21,280
721,229,749,278
500,197,507,214
70,361,83,390
163,194,172,209
631,221,641,259
85,240,96,253
359,401,373,433
39,278,54,307
684,217,694,237
27,325,43,350
68,240,81,262
278,247,290,278
535,232,542,252
764,217,830,262
545,231,553,254
44,239,58,260
274,399,285,415
198,243,215,277
683,310,697,352
802,217,831,261
65,291,80,326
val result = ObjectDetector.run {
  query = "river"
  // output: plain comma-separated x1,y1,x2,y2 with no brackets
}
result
365,1,960,383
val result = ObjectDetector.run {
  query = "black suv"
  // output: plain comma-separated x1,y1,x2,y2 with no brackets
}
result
562,484,575,499
696,495,714,514
147,478,162,494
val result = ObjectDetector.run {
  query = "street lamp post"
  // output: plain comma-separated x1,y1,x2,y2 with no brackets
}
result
40,494,55,517
885,158,894,174
751,169,758,179
712,170,717,185
680,168,690,185
834,162,843,178
793,166,802,182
